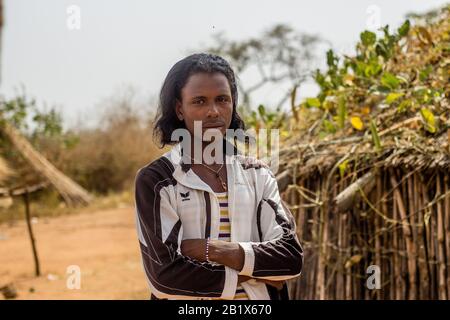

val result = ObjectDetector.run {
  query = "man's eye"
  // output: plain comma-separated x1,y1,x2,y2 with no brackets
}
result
193,99,205,104
218,97,230,103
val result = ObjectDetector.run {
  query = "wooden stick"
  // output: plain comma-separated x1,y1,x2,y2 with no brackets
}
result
381,173,394,299
428,176,438,300
0,181,50,198
297,178,305,240
23,191,40,277
287,187,297,299
416,173,428,299
407,173,419,299
422,177,433,299
445,175,450,299
310,177,319,300
276,170,292,193
392,189,402,299
311,177,319,300
436,174,447,299
390,169,417,299
378,116,421,136
345,210,352,300
334,171,376,213
330,177,338,300
401,234,407,299
375,173,382,299
336,177,345,300
317,176,327,300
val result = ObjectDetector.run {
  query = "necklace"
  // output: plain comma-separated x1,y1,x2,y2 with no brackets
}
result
186,156,227,191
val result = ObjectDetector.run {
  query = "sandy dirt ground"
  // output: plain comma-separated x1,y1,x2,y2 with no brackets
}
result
0,206,150,300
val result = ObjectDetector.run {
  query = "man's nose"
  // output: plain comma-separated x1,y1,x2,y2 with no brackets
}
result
206,103,219,117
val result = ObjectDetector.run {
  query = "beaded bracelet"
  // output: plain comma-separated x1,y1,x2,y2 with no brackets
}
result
205,237,211,263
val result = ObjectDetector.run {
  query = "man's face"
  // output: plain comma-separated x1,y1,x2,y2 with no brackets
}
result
176,72,233,139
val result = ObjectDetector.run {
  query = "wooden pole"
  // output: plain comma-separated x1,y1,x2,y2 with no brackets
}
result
317,176,327,300
375,173,382,299
390,169,416,299
436,174,447,299
415,174,426,299
445,175,450,299
407,174,418,299
336,175,345,300
429,175,438,299
422,178,433,299
344,213,351,300
392,191,402,299
288,186,299,299
23,191,40,277
381,173,394,299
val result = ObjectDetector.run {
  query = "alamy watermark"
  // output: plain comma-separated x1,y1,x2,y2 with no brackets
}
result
66,5,81,30
66,265,81,289
171,121,280,174
366,265,381,290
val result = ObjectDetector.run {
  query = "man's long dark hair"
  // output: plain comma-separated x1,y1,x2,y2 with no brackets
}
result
153,53,246,147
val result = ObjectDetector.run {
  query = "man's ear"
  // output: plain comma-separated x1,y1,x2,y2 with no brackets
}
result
175,99,183,121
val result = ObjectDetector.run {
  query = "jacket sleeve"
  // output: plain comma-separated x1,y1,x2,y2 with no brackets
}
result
238,168,304,281
135,166,238,299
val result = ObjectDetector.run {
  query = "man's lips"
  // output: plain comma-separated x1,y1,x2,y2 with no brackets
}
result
202,122,225,128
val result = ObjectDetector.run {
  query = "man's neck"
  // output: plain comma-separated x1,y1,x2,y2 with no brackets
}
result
184,138,224,165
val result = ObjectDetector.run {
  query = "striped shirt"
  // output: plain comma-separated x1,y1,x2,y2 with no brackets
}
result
215,191,249,300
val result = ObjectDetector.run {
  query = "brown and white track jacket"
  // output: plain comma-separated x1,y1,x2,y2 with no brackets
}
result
134,143,303,299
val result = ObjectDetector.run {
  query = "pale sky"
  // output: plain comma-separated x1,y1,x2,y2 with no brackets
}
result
2,0,448,129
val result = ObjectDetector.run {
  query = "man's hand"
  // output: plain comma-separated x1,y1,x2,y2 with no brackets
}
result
181,239,285,291
180,239,244,269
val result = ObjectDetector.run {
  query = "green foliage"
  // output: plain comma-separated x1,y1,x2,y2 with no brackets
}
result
380,72,400,90
0,94,33,131
385,92,404,104
0,94,64,139
306,98,321,108
338,159,350,178
397,20,411,37
322,119,336,134
305,11,449,141
337,96,347,129
360,31,377,46
32,108,63,137
369,119,382,152
312,20,412,103
397,99,412,113
245,104,287,131
420,107,437,133
419,65,433,81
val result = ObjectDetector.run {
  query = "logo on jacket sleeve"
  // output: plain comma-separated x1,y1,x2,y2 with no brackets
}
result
180,191,190,201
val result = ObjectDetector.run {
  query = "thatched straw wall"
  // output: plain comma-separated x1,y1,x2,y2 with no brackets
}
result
282,164,449,300
275,5,449,300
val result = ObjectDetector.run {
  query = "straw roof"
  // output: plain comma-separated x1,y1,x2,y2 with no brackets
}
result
278,6,450,178
0,154,12,183
0,121,92,206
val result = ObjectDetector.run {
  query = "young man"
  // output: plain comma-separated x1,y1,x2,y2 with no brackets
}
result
135,53,303,300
